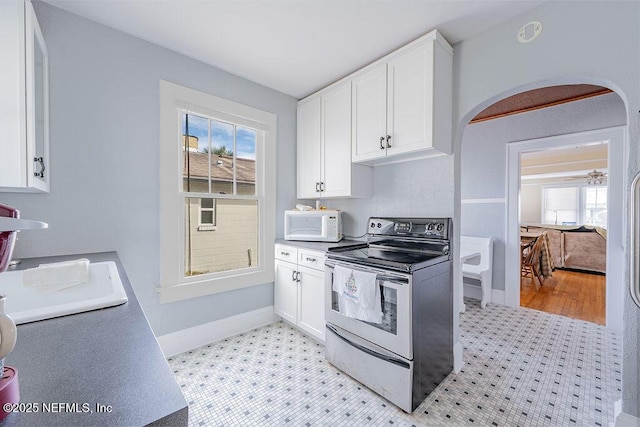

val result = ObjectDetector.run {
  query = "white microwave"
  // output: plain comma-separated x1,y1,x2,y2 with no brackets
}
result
284,210,343,242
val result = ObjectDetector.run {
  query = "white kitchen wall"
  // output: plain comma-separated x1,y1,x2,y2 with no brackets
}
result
304,155,455,238
453,1,639,417
0,1,298,336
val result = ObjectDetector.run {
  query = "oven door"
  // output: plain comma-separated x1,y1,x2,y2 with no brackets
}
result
325,260,412,360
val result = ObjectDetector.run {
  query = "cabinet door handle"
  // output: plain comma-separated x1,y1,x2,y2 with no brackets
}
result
291,270,297,282
379,136,385,150
315,182,320,192
386,135,391,148
280,251,290,256
306,257,317,262
320,182,325,192
296,271,301,282
34,157,45,178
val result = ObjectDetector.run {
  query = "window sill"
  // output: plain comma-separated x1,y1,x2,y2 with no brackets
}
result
158,268,274,304
197,225,216,231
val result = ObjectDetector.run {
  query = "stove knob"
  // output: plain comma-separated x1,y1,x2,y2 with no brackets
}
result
426,223,435,232
436,223,444,232
370,222,375,229
377,222,382,228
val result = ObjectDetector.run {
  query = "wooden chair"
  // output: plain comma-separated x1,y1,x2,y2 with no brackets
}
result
521,235,545,291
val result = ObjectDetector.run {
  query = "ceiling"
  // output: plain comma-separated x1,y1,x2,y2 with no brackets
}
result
521,143,608,184
43,0,546,99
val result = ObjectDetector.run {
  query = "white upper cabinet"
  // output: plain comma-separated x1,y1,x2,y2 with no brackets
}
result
0,0,50,193
352,64,387,161
297,82,372,199
297,97,322,199
352,32,452,165
298,29,452,173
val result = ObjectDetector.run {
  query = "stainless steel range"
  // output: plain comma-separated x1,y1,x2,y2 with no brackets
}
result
324,217,453,412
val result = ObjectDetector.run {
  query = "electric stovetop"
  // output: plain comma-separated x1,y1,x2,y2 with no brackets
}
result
327,243,449,273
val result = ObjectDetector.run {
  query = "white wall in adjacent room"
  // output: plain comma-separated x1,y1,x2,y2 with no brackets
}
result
520,184,542,224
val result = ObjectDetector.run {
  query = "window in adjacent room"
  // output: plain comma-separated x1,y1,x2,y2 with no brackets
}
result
542,187,579,225
542,185,607,228
159,81,276,303
584,186,607,228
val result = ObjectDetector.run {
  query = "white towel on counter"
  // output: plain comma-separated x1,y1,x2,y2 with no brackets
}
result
22,258,90,292
333,265,382,324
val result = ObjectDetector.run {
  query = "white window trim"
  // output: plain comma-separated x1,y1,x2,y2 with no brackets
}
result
159,81,276,303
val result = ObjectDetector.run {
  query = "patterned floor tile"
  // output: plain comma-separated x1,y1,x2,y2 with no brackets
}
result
169,299,621,426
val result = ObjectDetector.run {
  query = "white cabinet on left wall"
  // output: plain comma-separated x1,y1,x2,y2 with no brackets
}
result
274,243,326,342
297,82,372,199
0,0,49,193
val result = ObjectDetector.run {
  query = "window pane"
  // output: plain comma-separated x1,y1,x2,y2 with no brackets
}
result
543,187,578,225
597,187,607,208
585,187,597,208
201,211,213,224
585,186,607,228
545,187,577,210
182,113,210,192
211,120,234,194
201,198,214,209
185,198,259,276
236,126,256,196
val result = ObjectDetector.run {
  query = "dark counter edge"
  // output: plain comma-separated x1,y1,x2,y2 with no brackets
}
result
2,252,188,427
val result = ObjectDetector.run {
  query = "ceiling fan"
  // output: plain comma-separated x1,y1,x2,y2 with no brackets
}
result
563,169,608,185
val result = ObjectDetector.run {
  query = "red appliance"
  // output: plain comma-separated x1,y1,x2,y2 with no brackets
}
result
0,204,19,273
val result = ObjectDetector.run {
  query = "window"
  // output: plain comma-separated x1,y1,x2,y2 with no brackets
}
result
197,198,216,230
159,81,276,303
542,187,579,225
542,185,607,228
584,186,607,228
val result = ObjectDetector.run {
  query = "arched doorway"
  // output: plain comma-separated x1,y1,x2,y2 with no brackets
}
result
459,83,626,330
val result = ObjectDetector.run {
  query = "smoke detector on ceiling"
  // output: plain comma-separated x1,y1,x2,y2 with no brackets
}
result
518,21,542,43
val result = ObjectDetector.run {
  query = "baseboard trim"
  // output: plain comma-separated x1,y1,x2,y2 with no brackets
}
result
157,306,279,358
453,340,464,373
463,283,506,307
492,289,505,305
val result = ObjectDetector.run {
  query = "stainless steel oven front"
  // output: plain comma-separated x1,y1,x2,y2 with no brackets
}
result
325,259,412,360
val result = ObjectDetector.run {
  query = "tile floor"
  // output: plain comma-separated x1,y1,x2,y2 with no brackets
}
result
168,299,621,426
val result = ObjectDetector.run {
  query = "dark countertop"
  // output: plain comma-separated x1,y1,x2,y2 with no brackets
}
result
1,252,188,426
275,238,364,252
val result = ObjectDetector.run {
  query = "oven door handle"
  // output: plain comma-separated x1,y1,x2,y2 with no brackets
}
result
326,324,410,369
325,261,410,284
377,275,409,284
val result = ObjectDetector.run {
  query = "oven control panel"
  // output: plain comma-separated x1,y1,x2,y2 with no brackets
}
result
368,217,450,239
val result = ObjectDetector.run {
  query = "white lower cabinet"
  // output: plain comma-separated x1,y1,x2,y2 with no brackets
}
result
274,257,298,325
274,244,325,342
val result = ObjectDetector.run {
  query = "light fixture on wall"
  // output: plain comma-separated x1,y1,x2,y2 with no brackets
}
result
586,169,607,185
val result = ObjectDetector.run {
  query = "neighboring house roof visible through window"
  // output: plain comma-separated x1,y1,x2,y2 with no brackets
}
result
183,150,255,185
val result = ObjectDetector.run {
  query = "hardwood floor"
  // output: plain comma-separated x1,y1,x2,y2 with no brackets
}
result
520,268,606,325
